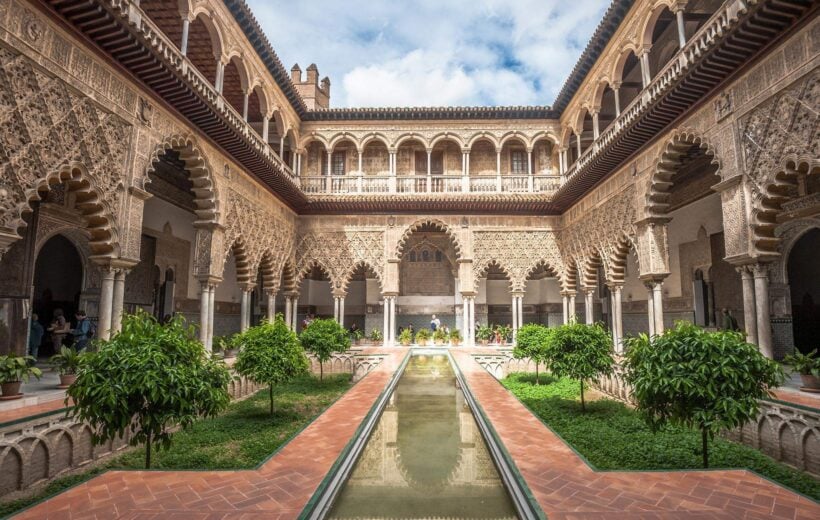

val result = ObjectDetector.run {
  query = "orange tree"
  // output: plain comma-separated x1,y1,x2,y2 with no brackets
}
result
67,311,231,469
623,322,783,468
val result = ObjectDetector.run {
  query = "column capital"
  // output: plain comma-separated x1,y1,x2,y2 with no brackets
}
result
751,262,771,279
605,282,624,292
331,289,348,299
559,290,577,297
197,275,222,286
511,291,525,298
238,282,257,293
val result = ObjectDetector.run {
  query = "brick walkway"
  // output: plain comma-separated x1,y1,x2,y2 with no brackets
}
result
451,350,820,519
13,350,406,520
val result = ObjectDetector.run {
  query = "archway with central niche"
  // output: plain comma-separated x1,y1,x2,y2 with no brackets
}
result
296,263,335,333
479,262,513,342
523,261,563,327
398,224,459,335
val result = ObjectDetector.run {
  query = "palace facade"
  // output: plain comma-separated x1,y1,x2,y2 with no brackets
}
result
0,0,817,359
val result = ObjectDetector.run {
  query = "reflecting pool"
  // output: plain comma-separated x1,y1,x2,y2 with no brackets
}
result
328,354,518,519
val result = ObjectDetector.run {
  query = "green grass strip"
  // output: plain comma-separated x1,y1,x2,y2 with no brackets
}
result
501,372,820,501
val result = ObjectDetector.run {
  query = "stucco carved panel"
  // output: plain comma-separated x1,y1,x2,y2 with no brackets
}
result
471,231,564,292
294,231,385,292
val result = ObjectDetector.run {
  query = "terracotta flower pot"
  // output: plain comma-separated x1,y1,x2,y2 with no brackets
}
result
0,381,22,400
417,340,428,346
58,374,78,389
450,340,461,347
799,374,820,392
480,339,489,346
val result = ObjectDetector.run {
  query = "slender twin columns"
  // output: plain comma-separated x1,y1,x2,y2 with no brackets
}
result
737,263,774,359
96,262,134,341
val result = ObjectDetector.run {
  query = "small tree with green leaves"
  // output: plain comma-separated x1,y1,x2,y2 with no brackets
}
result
299,318,350,381
234,315,309,413
512,324,551,384
67,311,231,469
545,322,614,411
623,322,784,468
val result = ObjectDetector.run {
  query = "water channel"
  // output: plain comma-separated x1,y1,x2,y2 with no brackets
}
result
327,353,519,519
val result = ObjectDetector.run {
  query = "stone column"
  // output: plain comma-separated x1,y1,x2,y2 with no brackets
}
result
98,267,115,341
738,266,757,345
569,292,577,322
584,289,594,324
262,115,269,143
562,293,569,324
613,85,621,116
592,110,600,139
640,52,651,88
753,264,773,358
427,150,432,176
575,134,582,158
333,297,339,322
388,296,397,346
675,8,686,48
266,290,276,322
652,281,664,334
468,297,476,346
284,297,293,330
240,288,251,331
511,294,519,338
462,297,469,343
646,282,656,337
518,295,524,327
111,269,128,334
383,297,389,345
207,284,216,350
200,281,210,346
611,284,624,352
215,60,225,93
496,151,502,192
339,296,345,328
357,150,363,174
242,92,249,121
291,297,299,331
180,18,190,56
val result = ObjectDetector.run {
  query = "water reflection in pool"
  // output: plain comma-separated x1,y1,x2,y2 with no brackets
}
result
328,354,518,519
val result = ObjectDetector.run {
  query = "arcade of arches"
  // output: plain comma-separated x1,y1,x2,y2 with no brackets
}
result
0,0,817,366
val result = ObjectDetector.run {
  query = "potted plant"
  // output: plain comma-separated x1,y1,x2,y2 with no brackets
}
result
399,329,413,346
0,353,42,399
449,328,462,346
223,335,240,358
433,328,447,345
415,328,432,346
783,349,820,391
476,325,493,346
351,329,365,346
211,339,225,360
49,346,84,388
369,329,383,345
496,324,513,345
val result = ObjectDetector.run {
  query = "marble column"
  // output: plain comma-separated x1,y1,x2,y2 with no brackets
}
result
569,293,577,322
388,296,397,346
200,282,210,346
180,18,190,56
675,8,686,48
111,269,127,334
517,295,524,328
215,61,225,93
383,297,390,345
646,283,656,337
562,294,569,324
592,111,600,139
291,297,299,331
207,284,215,350
240,289,251,331
462,297,470,343
611,284,624,352
738,266,758,346
640,52,650,88
584,289,594,324
266,290,276,322
284,297,293,330
98,267,115,341
262,115,269,143
753,264,773,358
333,297,340,323
511,295,519,335
242,93,249,121
468,297,476,346
613,86,621,116
652,281,665,334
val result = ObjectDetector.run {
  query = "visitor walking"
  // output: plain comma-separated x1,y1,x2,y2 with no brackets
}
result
71,310,94,351
28,313,44,360
721,308,739,331
47,308,69,353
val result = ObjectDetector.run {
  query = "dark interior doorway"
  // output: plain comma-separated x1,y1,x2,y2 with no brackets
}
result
788,228,820,354
33,235,83,356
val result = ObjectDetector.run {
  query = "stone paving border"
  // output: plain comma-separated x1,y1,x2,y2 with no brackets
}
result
11,350,406,520
451,349,820,519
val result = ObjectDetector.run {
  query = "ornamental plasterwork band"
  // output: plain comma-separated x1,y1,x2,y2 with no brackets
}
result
294,231,385,293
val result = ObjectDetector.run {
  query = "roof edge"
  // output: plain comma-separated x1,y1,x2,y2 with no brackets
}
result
551,0,636,114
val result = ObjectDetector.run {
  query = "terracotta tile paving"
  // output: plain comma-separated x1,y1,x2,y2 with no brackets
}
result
14,350,406,520
0,397,71,425
451,349,820,519
771,389,820,410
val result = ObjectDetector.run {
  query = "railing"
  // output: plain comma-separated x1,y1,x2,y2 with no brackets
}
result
299,174,561,195
561,0,749,182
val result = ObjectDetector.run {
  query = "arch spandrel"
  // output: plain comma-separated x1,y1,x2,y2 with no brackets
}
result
394,219,464,262
295,230,385,294
471,231,564,293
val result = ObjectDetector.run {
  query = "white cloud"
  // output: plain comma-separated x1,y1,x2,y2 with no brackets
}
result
246,0,608,107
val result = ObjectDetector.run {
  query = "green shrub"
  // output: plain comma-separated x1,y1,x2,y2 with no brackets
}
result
415,328,432,344
399,328,413,345
369,328,383,342
299,318,350,380
545,322,613,411
624,322,784,468
476,324,493,342
449,328,462,342
234,316,309,414
513,323,551,384
433,328,448,343
67,311,231,468
783,349,820,376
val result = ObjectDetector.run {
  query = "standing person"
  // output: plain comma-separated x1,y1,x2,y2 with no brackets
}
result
29,313,44,360
71,310,94,351
431,314,440,332
721,308,739,331
47,308,69,353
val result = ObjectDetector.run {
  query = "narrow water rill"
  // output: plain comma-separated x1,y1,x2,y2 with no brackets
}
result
327,354,519,519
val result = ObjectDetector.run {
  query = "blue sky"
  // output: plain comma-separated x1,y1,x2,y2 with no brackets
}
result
246,0,609,108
